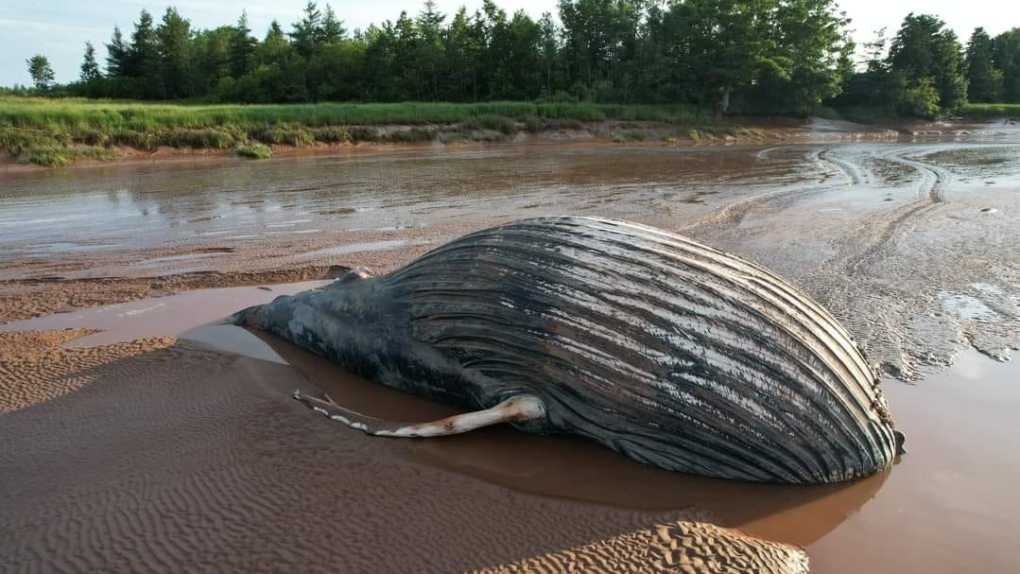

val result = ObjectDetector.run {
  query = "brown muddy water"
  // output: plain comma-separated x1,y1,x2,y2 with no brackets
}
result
0,144,823,280
2,135,1020,572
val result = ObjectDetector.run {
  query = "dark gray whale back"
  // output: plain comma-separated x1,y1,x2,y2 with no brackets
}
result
243,216,900,483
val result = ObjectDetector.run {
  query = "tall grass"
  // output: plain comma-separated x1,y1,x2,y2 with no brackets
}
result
235,143,272,159
0,96,712,131
962,104,1020,118
0,96,725,166
21,146,118,167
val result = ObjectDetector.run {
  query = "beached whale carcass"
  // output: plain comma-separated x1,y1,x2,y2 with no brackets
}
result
232,216,904,484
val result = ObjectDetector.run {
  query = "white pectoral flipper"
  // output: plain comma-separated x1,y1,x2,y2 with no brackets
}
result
291,390,545,438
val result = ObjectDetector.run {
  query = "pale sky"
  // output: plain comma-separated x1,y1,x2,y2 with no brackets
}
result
2,0,1018,88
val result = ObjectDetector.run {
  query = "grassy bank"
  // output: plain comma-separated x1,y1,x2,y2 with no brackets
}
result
0,98,714,130
0,97,740,167
962,103,1020,118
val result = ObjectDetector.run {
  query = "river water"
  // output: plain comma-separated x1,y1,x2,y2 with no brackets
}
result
2,135,1020,572
0,145,802,277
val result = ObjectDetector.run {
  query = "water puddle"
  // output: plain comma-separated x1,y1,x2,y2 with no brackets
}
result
0,280,330,362
939,292,1001,321
136,252,223,269
249,329,882,546
806,351,1020,573
937,282,1019,323
0,145,789,270
290,239,415,260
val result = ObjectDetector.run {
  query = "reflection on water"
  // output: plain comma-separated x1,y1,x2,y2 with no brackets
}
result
923,144,1020,179
808,352,1020,574
0,145,815,278
249,324,887,547
0,280,329,353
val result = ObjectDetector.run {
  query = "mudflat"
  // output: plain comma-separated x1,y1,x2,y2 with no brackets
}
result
2,130,1019,573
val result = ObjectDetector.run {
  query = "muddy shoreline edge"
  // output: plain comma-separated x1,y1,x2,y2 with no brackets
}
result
0,115,984,174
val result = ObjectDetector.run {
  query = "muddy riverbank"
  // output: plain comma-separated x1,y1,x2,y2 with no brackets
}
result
1,115,1003,174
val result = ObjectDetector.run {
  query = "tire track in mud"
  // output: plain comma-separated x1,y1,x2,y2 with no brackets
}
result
819,149,868,186
687,145,947,253
682,147,854,232
685,144,956,379
804,146,955,379
834,147,950,278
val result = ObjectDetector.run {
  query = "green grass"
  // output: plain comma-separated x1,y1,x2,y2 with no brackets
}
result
962,103,1020,118
684,126,752,144
235,143,272,159
21,145,118,167
0,96,713,132
438,131,470,144
310,126,350,143
0,96,726,166
248,124,314,146
0,127,111,166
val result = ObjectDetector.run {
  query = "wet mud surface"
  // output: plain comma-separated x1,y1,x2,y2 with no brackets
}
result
2,127,1020,572
3,137,1019,376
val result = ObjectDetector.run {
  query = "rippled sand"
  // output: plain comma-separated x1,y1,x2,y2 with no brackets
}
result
0,328,812,573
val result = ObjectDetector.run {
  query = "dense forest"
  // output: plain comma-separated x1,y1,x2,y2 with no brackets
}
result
17,0,1020,118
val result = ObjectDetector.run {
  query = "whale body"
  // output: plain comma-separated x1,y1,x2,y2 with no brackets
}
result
233,216,903,484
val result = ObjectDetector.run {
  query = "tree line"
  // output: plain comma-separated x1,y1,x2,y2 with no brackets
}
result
836,15,1020,116
20,1,1020,117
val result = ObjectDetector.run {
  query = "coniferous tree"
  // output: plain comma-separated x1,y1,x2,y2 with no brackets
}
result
291,2,322,59
127,10,161,98
194,27,233,93
444,8,483,101
80,42,102,82
229,11,257,79
157,7,193,98
966,28,1003,103
537,13,561,98
417,0,445,100
362,23,398,101
320,5,346,44
105,26,128,78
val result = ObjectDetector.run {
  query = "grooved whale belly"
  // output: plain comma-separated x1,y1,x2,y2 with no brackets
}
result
235,216,902,484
